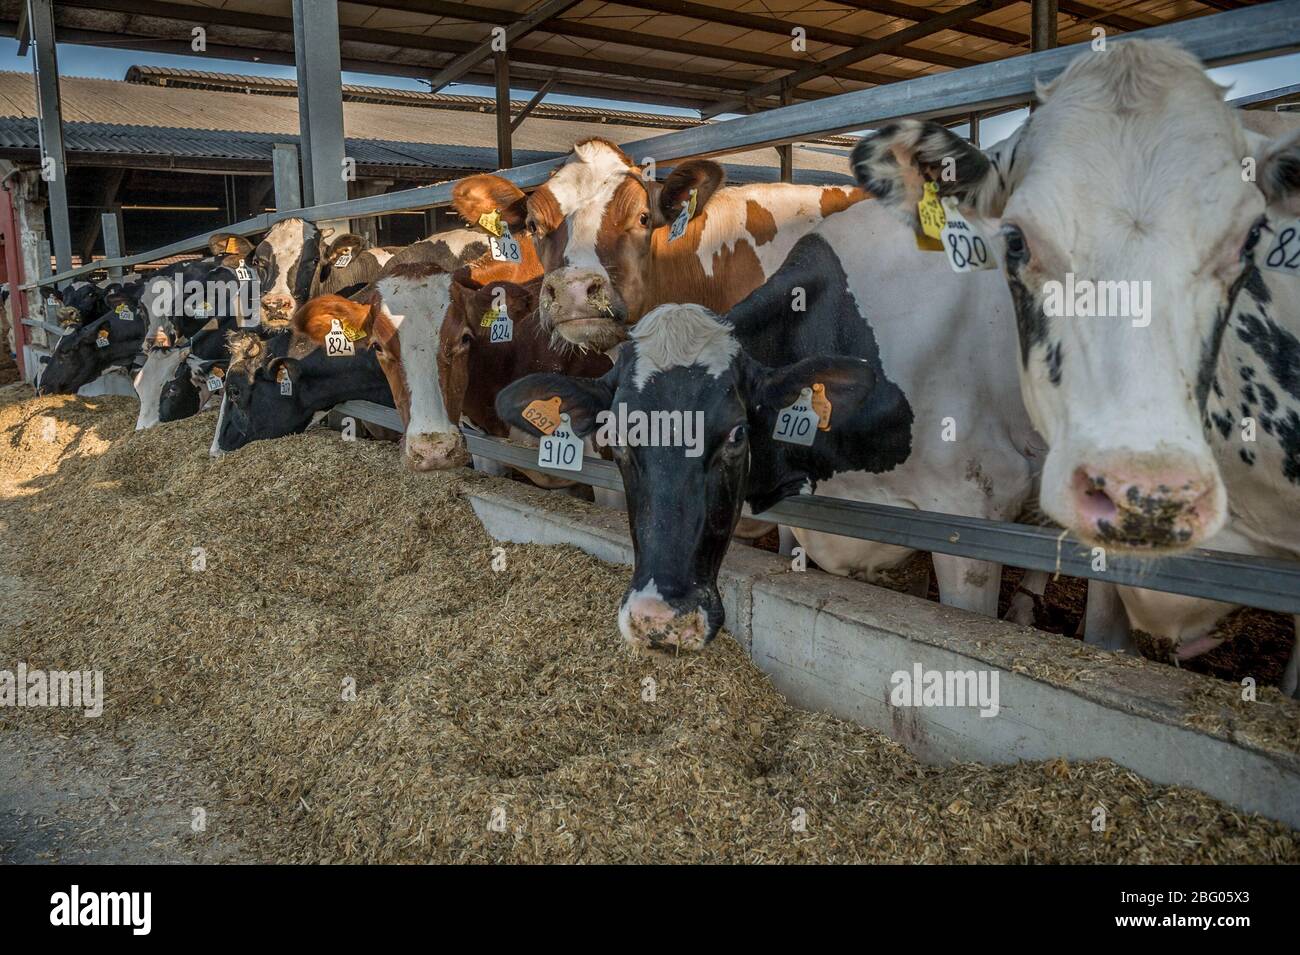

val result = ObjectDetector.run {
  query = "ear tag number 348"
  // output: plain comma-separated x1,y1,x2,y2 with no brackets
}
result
538,412,583,472
490,223,522,263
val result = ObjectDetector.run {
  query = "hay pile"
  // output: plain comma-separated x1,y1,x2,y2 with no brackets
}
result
1,383,1297,863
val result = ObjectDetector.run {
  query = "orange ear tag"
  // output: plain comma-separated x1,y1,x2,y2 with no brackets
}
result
810,382,832,431
223,236,240,255
523,396,563,435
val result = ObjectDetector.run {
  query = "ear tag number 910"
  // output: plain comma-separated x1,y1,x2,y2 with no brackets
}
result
538,412,583,471
773,388,819,446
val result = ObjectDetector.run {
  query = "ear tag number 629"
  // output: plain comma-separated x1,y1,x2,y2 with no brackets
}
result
538,412,583,471
773,387,819,446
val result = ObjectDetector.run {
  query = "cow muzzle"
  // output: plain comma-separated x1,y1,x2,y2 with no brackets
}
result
403,431,470,471
618,584,720,652
1063,452,1224,551
539,270,627,350
260,293,295,323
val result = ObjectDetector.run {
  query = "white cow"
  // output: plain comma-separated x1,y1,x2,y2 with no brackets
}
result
857,39,1300,692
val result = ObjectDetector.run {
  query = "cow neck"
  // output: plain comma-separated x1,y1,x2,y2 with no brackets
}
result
299,349,393,410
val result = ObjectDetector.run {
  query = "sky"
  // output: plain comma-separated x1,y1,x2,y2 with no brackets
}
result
0,34,1296,144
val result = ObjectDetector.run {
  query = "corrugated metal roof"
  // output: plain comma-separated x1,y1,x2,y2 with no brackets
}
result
0,70,855,183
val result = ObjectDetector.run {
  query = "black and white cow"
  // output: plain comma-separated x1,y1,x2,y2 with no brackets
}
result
135,321,233,429
252,218,326,324
855,40,1300,691
209,329,395,456
498,303,877,648
36,290,148,395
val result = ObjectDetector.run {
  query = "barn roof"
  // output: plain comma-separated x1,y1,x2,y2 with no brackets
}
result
0,69,855,184
0,0,1223,115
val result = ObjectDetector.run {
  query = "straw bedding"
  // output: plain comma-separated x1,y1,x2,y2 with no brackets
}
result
1,384,1296,863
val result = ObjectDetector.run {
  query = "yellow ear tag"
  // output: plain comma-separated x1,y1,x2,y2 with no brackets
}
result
916,181,946,252
522,396,563,435
223,236,240,255
810,382,832,431
480,307,499,328
98,328,110,340
340,318,366,342
685,188,698,219
478,210,505,237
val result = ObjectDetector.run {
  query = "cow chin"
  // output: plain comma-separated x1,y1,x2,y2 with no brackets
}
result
403,431,470,471
1038,443,1226,554
548,314,627,353
617,581,722,652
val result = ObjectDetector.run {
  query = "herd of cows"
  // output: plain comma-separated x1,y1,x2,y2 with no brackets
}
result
29,41,1300,695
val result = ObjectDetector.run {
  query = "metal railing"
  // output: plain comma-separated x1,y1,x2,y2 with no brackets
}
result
26,1,1300,618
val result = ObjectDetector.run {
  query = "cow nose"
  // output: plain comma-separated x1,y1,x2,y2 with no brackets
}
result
261,294,294,318
404,431,469,471
1069,458,1221,549
542,271,610,319
619,591,710,651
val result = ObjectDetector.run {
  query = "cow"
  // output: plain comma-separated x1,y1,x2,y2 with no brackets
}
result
854,40,1300,691
209,319,395,457
448,139,868,354
36,295,147,395
500,182,1041,617
310,233,396,299
297,229,538,469
135,321,233,430
139,233,257,343
497,303,877,648
45,278,132,329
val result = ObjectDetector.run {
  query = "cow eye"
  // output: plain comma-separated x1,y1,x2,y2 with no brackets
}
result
526,217,540,236
638,212,650,228
727,424,747,444
1002,225,1029,265
460,331,473,346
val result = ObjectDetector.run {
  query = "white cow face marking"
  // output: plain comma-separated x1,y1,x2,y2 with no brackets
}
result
854,40,1296,552
370,274,467,470
255,218,321,323
134,346,189,431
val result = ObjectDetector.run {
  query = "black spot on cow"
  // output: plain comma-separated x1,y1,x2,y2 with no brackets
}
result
1240,447,1256,466
1005,274,1049,370
1045,340,1063,385
1235,311,1300,401
724,233,914,512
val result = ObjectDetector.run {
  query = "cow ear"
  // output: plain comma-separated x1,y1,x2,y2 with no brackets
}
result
852,119,1003,226
750,355,877,424
448,270,483,320
452,174,529,231
496,372,614,439
656,160,725,227
209,233,253,257
267,356,301,386
1258,127,1300,217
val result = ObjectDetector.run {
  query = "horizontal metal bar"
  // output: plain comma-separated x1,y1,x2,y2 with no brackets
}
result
334,400,403,433
24,2,1299,291
21,317,64,334
431,427,1300,616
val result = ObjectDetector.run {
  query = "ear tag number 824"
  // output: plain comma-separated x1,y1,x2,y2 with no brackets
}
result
773,387,819,446
538,412,583,471
325,318,354,357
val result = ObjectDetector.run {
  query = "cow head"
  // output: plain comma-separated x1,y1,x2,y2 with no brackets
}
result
250,218,322,324
453,141,725,352
46,280,109,328
134,338,192,430
37,308,145,395
441,272,537,435
853,39,1300,552
496,303,875,650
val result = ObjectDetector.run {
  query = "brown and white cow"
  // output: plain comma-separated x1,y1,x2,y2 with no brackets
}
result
450,138,868,352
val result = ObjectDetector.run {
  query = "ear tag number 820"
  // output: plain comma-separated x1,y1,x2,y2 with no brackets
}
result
1261,219,1300,276
538,412,583,471
940,198,995,273
773,388,819,446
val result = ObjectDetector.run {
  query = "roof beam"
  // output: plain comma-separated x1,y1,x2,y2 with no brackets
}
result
704,0,1017,118
48,0,809,105
510,77,555,132
755,0,1026,46
1056,0,1152,33
426,0,582,94
365,0,990,71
